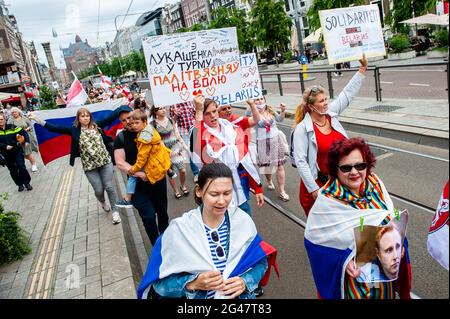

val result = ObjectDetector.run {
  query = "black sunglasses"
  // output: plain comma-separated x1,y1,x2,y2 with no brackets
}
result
338,162,367,173
209,230,226,260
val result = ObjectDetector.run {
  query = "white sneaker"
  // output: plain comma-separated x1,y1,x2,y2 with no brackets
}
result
31,165,38,172
112,211,121,224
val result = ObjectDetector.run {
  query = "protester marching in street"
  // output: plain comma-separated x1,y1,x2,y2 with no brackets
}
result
292,53,368,216
150,105,190,199
0,112,33,192
191,94,264,217
7,107,40,172
28,106,126,224
169,101,200,181
137,162,278,299
304,137,411,299
248,96,290,202
113,107,171,245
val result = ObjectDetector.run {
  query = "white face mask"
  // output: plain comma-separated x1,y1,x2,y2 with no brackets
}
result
311,105,328,116
256,103,266,110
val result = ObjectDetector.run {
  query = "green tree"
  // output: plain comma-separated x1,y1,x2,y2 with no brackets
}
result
38,84,57,110
386,0,437,33
250,0,292,63
307,0,365,32
209,7,255,53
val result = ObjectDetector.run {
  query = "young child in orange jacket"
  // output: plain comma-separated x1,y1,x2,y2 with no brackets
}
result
116,109,172,208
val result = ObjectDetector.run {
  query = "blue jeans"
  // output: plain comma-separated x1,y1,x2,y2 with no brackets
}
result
181,132,199,176
126,176,137,194
239,201,252,217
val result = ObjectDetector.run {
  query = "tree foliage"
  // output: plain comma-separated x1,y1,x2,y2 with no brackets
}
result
387,0,438,33
250,0,292,58
210,7,255,53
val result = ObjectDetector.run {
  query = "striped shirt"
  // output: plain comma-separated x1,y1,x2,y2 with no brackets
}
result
204,218,228,299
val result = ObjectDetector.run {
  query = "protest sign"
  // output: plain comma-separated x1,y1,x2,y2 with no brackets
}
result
142,27,242,107
238,53,263,102
353,210,408,283
319,4,386,65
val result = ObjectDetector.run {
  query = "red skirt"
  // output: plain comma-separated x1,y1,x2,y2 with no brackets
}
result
299,179,325,217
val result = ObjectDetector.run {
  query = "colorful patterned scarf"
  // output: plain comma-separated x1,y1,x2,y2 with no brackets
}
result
322,173,388,210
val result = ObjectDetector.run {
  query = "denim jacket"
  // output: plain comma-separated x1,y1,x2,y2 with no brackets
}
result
152,258,268,299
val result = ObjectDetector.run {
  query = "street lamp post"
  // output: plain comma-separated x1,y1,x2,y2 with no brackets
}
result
291,0,305,56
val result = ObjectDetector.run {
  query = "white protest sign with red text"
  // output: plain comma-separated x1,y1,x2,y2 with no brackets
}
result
319,4,386,65
237,53,263,102
142,27,242,106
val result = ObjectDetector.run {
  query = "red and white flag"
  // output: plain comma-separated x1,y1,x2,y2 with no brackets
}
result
427,180,449,270
66,75,88,108
98,67,112,91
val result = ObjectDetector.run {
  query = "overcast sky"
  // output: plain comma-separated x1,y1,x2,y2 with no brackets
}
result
7,0,178,67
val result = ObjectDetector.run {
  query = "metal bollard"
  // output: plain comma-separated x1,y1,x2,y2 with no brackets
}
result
327,71,334,99
277,74,283,96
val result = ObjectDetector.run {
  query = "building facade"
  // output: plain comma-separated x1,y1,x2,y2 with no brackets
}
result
181,0,210,28
0,5,34,94
62,35,99,76
162,2,185,34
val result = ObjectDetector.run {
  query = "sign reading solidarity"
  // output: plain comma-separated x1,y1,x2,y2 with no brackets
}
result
142,27,242,106
238,53,263,102
319,4,386,64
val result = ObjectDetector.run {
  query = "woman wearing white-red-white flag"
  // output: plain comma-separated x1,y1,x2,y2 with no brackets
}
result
427,180,449,270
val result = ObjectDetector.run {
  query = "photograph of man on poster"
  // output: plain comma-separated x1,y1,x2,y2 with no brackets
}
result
353,211,408,283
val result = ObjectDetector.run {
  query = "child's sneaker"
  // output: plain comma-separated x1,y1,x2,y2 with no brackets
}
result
116,198,133,208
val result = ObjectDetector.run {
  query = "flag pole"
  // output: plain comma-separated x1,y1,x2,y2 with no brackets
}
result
72,71,93,104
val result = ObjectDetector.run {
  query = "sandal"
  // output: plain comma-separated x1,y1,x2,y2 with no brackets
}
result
174,192,182,199
279,191,290,202
267,181,275,190
180,186,190,196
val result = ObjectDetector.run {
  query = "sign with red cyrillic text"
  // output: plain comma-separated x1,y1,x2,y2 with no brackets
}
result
319,4,386,64
142,27,242,106
238,53,263,102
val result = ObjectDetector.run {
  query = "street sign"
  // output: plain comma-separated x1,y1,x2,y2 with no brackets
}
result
300,55,308,64
52,81,59,89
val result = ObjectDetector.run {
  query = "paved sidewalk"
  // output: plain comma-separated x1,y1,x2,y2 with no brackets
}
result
0,156,136,299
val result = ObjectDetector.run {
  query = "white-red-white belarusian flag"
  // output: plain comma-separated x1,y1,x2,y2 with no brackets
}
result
427,180,449,270
66,77,88,108
98,67,112,91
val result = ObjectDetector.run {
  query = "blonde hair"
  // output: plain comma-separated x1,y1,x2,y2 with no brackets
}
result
294,85,326,125
130,109,147,122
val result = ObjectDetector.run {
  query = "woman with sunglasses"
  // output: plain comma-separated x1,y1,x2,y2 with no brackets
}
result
304,138,411,299
137,163,278,299
292,54,368,216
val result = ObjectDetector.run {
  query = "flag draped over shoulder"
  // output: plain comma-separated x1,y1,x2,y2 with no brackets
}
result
137,206,279,299
66,78,88,108
427,180,449,271
191,119,261,207
32,99,125,165
304,179,411,299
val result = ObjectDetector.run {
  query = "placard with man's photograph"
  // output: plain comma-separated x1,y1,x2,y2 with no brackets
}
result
353,210,408,283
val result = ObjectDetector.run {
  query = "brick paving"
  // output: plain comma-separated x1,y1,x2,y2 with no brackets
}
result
0,156,136,299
